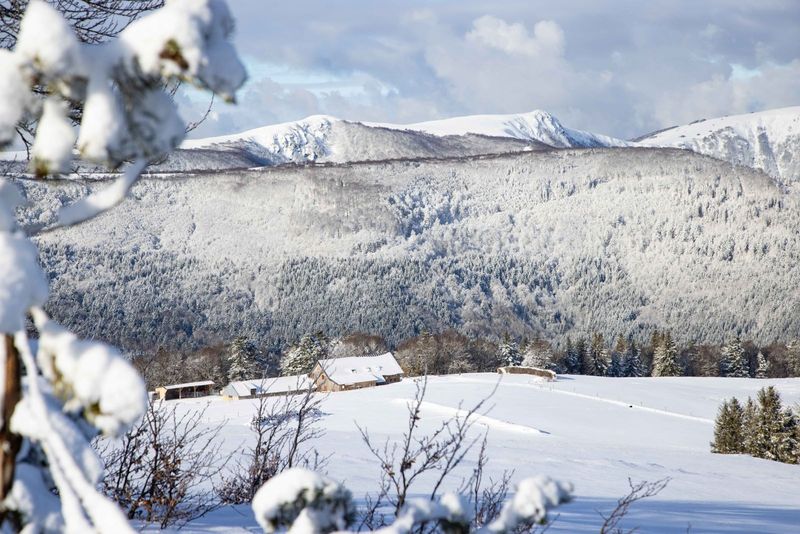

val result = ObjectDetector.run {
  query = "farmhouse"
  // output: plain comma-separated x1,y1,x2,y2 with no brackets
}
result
310,353,404,392
155,380,215,401
220,375,313,400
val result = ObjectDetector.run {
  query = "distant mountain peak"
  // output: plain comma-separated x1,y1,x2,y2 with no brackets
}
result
637,106,800,186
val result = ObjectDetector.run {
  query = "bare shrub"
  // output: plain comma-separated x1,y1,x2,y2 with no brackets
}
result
97,402,227,529
599,478,670,534
217,385,327,504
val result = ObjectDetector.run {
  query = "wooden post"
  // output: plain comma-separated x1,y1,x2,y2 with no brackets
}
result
0,334,22,501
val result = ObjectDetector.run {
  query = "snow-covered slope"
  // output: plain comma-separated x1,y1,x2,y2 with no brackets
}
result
161,374,800,533
638,107,800,187
178,110,626,170
179,115,546,167
390,110,629,149
17,147,800,351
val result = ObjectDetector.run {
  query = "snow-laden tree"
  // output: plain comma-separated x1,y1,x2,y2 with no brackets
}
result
711,398,744,454
281,333,327,376
521,338,552,369
563,338,582,374
651,332,682,377
622,341,644,377
720,338,748,377
755,352,769,379
227,335,262,381
498,336,521,367
0,0,245,530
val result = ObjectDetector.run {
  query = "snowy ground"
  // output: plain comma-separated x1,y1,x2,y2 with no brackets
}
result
160,374,800,533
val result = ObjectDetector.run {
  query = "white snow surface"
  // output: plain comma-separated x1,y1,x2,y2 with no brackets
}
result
638,106,800,186
153,374,800,533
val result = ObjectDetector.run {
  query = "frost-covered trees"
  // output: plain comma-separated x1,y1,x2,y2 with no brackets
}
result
755,352,769,378
712,387,799,464
563,338,582,374
586,333,609,376
498,336,522,367
521,338,553,369
0,0,245,530
281,333,328,376
227,336,263,381
651,332,682,377
622,340,644,377
720,338,749,377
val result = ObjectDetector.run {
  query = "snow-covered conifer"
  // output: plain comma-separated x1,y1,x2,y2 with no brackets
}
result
498,335,522,367
563,338,582,374
711,398,744,454
720,338,748,377
652,332,682,377
281,333,327,376
755,352,769,379
622,341,644,377
227,336,262,381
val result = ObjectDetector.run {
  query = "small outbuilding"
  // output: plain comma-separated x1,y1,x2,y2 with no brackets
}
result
310,353,404,392
497,366,556,381
220,375,314,401
155,380,215,401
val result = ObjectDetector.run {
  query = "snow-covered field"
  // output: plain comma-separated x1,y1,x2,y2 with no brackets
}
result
165,374,800,533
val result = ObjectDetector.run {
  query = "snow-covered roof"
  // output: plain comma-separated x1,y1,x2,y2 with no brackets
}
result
222,375,312,398
159,380,214,390
316,353,403,386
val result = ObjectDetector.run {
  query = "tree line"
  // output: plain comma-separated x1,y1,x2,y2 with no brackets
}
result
134,328,800,390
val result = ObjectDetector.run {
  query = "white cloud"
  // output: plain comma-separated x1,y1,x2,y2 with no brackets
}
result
466,16,565,58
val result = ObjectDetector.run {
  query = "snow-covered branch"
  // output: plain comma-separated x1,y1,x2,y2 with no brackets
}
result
0,0,246,530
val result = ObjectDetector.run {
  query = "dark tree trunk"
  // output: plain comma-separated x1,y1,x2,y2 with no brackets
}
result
0,334,21,502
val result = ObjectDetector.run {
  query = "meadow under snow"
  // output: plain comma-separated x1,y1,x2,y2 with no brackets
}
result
155,373,800,533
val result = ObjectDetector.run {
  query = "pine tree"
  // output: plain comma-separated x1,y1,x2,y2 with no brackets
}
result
498,335,522,367
777,409,799,464
652,332,682,377
281,333,327,376
607,351,623,377
711,398,744,454
227,336,263,382
721,338,748,377
786,340,800,377
741,397,758,455
755,352,769,379
586,333,607,376
622,341,644,377
752,386,785,461
563,338,582,374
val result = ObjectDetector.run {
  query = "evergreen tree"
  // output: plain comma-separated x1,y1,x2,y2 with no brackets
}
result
563,338,582,374
607,351,623,377
498,335,522,367
622,341,644,377
711,398,744,454
281,333,327,376
586,333,608,376
721,338,748,377
226,336,263,382
777,409,799,464
652,332,682,377
755,352,769,379
786,340,800,377
752,386,786,461
741,397,758,455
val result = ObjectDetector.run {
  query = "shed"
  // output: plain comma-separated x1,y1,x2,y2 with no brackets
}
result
220,375,314,400
310,353,404,392
155,380,215,401
497,366,557,381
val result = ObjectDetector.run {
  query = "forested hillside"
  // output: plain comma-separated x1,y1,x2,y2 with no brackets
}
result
17,147,800,351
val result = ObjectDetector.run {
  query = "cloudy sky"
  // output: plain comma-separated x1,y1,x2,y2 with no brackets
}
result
180,0,800,140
